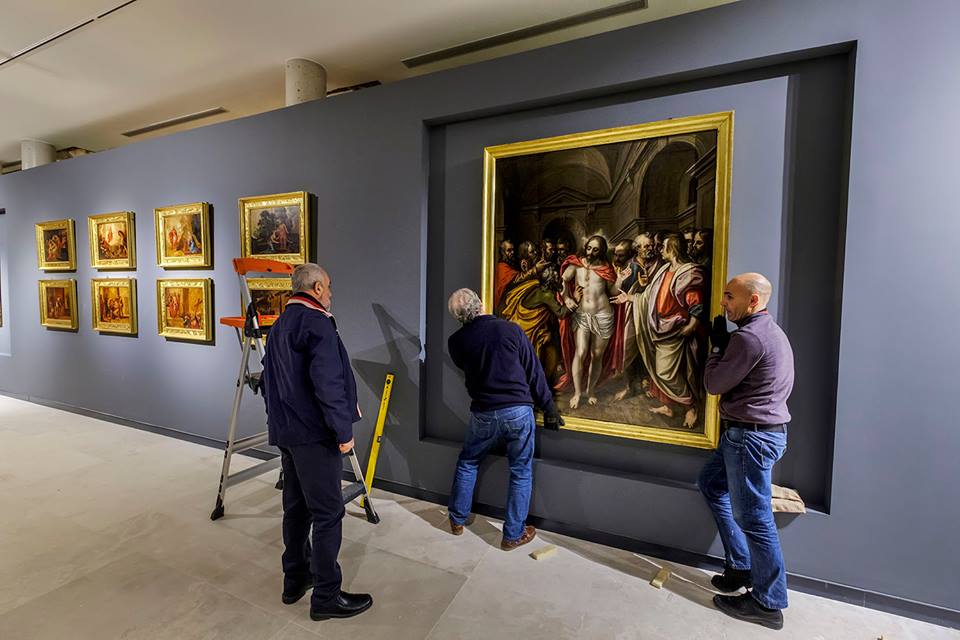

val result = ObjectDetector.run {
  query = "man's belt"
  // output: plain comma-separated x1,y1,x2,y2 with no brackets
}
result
721,419,786,433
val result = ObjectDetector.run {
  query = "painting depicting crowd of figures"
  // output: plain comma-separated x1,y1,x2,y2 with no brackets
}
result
483,113,732,447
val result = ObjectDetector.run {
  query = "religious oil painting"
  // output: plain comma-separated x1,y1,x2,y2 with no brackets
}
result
35,219,77,271
155,202,211,268
91,278,138,335
482,112,733,448
247,277,292,327
157,278,213,342
38,279,78,330
89,211,136,269
238,191,309,265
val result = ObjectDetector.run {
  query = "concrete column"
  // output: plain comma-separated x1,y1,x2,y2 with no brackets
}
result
285,58,326,106
20,139,56,170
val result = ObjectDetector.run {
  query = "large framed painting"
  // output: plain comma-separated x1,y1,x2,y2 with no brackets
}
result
89,211,136,270
238,191,309,265
482,112,732,449
38,279,78,330
155,202,211,268
35,219,77,271
247,277,292,327
91,278,138,335
157,278,213,342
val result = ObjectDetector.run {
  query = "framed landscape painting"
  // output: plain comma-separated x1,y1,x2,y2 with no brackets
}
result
38,279,78,330
155,202,211,268
157,278,213,342
482,112,733,449
238,191,309,265
35,219,76,271
247,277,292,326
91,278,138,335
89,211,136,270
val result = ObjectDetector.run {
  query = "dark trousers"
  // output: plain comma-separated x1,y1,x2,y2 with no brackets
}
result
279,442,344,605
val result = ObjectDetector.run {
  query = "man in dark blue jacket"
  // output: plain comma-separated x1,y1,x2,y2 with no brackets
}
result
446,288,562,551
261,263,372,621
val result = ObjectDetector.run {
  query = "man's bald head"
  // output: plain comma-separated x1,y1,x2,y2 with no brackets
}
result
721,272,773,322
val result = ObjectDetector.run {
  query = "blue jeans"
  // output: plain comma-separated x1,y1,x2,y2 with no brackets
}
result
698,427,789,610
449,405,535,541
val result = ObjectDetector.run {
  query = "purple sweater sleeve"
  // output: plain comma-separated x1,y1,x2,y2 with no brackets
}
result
704,332,763,395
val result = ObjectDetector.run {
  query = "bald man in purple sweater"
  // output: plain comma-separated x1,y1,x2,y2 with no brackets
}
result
698,272,795,631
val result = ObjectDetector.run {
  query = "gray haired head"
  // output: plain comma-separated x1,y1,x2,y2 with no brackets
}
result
448,288,483,324
292,263,328,294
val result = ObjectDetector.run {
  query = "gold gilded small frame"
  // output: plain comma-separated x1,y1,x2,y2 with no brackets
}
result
157,278,213,342
238,191,309,265
247,277,292,327
89,211,136,270
482,111,733,450
155,202,211,268
38,279,78,330
91,278,138,335
35,219,77,271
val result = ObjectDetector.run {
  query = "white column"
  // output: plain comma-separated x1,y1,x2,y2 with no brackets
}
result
285,58,327,106
20,139,56,169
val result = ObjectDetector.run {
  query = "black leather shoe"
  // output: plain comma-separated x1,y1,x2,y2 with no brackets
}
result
713,593,784,630
710,566,752,592
281,575,312,605
310,591,373,620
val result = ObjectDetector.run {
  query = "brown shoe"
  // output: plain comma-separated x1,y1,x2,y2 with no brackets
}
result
449,518,463,536
500,525,536,551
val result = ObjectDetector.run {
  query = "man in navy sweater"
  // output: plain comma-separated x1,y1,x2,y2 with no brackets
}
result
698,272,794,631
261,263,373,621
446,288,562,550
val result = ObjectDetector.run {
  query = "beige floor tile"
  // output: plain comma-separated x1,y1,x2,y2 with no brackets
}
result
0,554,288,640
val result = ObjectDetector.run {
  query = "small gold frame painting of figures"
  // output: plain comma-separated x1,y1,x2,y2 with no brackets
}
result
91,278,138,335
238,191,310,265
89,211,137,270
35,219,77,271
39,279,79,330
155,202,212,268
157,278,213,342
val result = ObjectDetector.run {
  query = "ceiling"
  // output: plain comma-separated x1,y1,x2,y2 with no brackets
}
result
0,0,737,166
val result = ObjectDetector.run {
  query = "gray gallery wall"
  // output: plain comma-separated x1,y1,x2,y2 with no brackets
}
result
1,0,959,619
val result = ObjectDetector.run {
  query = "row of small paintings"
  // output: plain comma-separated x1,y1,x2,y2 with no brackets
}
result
38,277,291,342
35,191,310,271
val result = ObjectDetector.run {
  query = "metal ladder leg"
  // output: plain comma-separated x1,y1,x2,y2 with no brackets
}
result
211,336,252,520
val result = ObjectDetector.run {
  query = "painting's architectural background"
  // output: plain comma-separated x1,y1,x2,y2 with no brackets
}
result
1,0,958,622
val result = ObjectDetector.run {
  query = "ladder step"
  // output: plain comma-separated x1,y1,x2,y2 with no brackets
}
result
224,458,281,488
341,482,365,503
232,432,269,453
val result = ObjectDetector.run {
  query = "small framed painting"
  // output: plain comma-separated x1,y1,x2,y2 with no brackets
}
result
155,202,211,268
238,191,310,265
247,277,292,326
91,278,138,335
157,278,213,342
89,211,136,270
35,219,77,271
38,279,78,330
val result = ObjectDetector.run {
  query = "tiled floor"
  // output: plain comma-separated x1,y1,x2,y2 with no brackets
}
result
0,395,956,639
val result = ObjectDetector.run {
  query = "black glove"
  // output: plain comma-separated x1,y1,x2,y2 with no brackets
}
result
710,315,731,353
543,411,564,431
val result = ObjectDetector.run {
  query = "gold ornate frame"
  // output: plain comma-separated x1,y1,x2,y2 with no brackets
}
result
38,279,78,330
156,278,213,342
88,211,137,270
35,219,77,271
154,202,212,268
238,191,310,265
91,278,138,335
246,276,292,326
481,111,733,449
